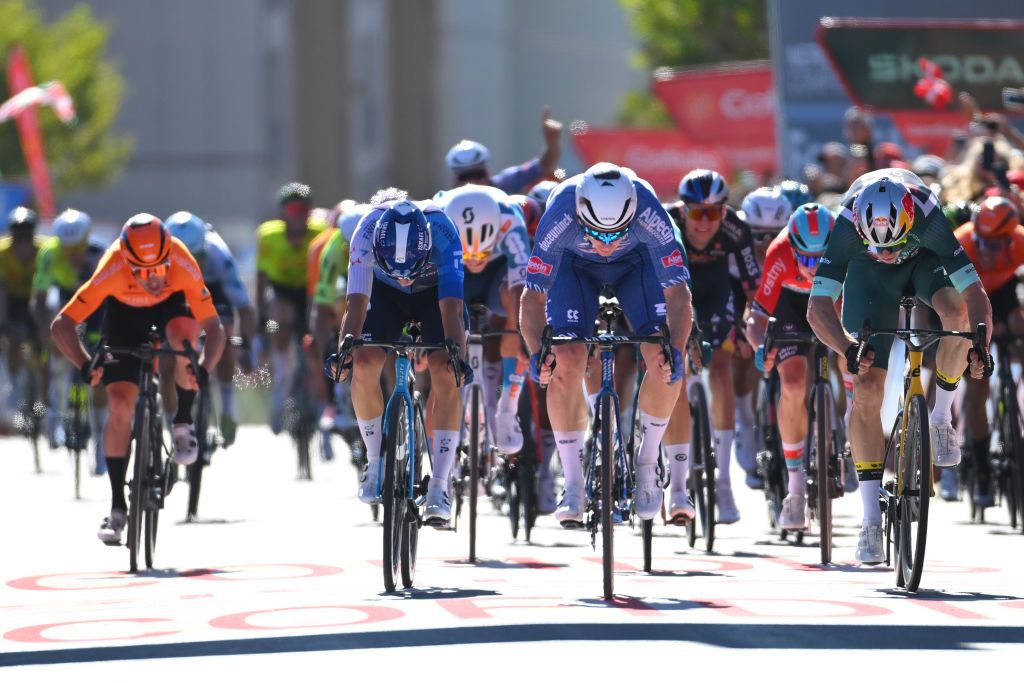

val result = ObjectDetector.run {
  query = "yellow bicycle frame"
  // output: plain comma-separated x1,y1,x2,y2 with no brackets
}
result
897,347,931,496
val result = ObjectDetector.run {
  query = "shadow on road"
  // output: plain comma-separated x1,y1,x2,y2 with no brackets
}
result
5,622,1024,668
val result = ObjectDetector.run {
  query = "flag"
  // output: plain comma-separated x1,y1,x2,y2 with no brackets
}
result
0,80,77,124
913,58,953,111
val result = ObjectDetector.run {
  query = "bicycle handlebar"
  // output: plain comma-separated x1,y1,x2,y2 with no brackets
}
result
326,333,464,386
848,318,988,376
535,323,676,389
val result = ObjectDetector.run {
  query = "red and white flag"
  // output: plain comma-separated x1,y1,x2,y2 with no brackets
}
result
0,80,77,124
913,58,952,110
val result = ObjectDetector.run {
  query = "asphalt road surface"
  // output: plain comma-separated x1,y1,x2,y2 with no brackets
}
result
1,426,1022,679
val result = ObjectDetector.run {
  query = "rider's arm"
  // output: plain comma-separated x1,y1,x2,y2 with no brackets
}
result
439,297,467,357
807,220,858,356
746,305,771,348
340,293,369,340
664,282,693,353
807,295,855,356
198,315,226,371
962,281,994,342
50,313,90,369
519,288,547,355
501,283,524,357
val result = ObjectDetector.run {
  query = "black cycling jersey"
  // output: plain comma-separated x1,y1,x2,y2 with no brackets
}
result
664,203,761,293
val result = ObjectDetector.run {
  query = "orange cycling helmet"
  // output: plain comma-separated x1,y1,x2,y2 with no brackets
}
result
972,196,1019,240
120,213,171,266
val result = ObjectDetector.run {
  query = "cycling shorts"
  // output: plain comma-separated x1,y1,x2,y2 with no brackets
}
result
840,251,952,371
363,283,466,345
207,281,234,323
463,256,508,318
691,277,736,350
4,297,38,343
270,282,309,335
545,250,665,337
100,291,193,386
770,288,812,366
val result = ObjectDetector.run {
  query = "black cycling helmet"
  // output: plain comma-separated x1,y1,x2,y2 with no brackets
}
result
8,206,38,232
278,182,312,206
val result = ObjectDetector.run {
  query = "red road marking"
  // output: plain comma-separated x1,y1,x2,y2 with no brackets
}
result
5,618,179,643
209,605,403,630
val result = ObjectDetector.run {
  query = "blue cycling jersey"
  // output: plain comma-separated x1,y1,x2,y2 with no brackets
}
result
347,199,464,300
491,158,543,195
526,174,691,295
201,231,251,310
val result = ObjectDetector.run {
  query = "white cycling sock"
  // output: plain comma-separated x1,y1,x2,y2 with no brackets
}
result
358,416,383,463
540,429,556,477
638,411,669,465
554,430,586,490
666,443,691,493
860,479,882,525
431,430,460,485
735,392,755,429
715,430,734,484
931,386,956,425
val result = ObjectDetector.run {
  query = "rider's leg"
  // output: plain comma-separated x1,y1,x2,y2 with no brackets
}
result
708,347,736,483
851,367,887,526
664,380,693,520
103,381,139,513
216,319,237,423
351,346,387,461
547,343,589,495
733,355,759,477
929,287,970,468
635,342,681,464
777,355,809,497
426,348,462,484
269,295,297,432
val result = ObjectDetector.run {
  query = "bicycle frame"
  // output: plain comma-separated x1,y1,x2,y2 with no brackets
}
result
379,351,419,501
587,343,630,517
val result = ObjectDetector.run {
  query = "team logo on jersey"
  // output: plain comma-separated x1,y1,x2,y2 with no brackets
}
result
660,249,685,268
527,256,553,276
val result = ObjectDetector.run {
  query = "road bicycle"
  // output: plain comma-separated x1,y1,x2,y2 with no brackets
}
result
94,327,202,573
65,377,90,500
329,326,463,592
683,329,716,554
537,306,676,600
762,318,846,564
285,335,321,480
185,377,221,522
851,297,985,591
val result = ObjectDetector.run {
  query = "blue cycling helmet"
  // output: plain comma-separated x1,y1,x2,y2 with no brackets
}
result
165,211,209,257
777,180,814,211
788,203,835,255
373,201,432,279
678,169,728,204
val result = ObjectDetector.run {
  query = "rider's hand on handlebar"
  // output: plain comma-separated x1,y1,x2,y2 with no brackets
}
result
659,347,684,384
185,363,209,390
529,351,555,384
78,361,103,387
967,346,993,379
844,342,875,376
734,336,753,360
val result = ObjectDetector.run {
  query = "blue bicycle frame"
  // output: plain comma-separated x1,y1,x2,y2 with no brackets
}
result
586,345,631,519
378,352,419,501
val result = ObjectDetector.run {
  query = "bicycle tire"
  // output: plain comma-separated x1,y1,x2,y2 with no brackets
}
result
815,386,833,564
70,387,85,500
297,426,312,481
187,385,211,521
896,394,930,591
381,399,407,593
690,382,716,552
508,461,521,540
401,402,426,589
468,385,481,563
600,393,615,600
520,451,537,544
642,519,653,573
144,396,164,570
1003,380,1024,533
127,397,149,574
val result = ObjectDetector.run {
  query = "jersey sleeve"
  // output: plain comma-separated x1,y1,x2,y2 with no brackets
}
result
315,231,347,306
491,158,542,195
731,218,761,291
208,234,251,309
753,235,789,314
430,211,465,300
525,192,576,294
919,199,980,292
59,246,121,323
810,209,859,301
346,211,379,298
497,208,531,289
632,185,692,289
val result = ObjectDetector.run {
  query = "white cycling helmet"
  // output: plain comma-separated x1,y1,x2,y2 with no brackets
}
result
528,180,559,208
575,162,638,243
853,177,914,247
445,139,490,172
165,211,209,256
740,187,791,233
52,208,91,246
442,188,502,262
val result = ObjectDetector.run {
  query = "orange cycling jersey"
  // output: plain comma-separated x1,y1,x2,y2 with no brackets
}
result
306,226,337,297
60,237,217,324
954,223,1024,293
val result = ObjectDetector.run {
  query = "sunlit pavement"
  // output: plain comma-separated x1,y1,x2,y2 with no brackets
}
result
1,426,1022,678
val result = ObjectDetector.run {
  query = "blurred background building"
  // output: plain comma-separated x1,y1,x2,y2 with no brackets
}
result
33,0,643,236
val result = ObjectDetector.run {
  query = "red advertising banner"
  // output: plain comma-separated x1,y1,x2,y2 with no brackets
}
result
888,111,966,156
5,46,55,218
652,62,776,146
571,128,729,199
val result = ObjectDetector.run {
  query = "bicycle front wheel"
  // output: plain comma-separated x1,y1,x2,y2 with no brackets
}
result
144,404,164,570
401,402,426,589
127,398,149,574
381,401,408,593
814,386,834,564
1003,382,1024,532
600,393,615,600
689,382,716,552
468,386,481,562
896,394,930,591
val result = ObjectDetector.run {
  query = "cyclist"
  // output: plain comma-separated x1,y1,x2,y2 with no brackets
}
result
733,186,793,489
166,211,256,446
664,169,761,524
336,190,471,525
808,169,992,564
510,194,542,240
29,209,108,470
954,195,1024,507
521,162,693,526
50,214,226,545
445,107,562,193
436,184,531,455
256,182,326,433
746,203,836,530
528,180,559,210
0,207,45,376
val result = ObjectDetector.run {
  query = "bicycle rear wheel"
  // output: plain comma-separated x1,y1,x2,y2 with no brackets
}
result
896,394,930,591
814,386,833,564
468,386,481,563
381,401,407,593
600,393,615,600
1003,382,1024,533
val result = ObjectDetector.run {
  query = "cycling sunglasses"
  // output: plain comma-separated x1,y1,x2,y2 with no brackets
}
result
866,239,907,258
463,249,493,264
686,205,723,221
131,259,171,282
795,252,823,269
976,235,1010,252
